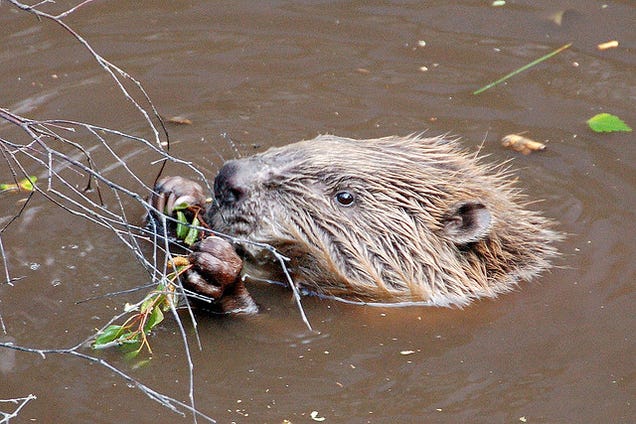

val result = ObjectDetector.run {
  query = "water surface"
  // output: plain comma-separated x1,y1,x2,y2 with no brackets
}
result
1,1,634,423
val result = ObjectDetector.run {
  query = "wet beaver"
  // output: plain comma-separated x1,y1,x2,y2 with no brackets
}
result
150,134,559,313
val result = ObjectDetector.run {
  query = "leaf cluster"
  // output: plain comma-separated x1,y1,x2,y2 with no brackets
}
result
92,266,188,358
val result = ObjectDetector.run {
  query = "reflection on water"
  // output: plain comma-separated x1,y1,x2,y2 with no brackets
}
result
0,0,634,422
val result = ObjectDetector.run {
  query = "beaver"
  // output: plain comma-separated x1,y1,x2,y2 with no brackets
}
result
149,134,560,313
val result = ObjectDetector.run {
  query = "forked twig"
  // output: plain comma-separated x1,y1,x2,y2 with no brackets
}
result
0,394,36,424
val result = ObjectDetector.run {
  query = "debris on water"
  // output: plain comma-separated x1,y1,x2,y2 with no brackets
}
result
166,116,193,125
548,10,565,25
597,40,619,50
501,134,546,155
473,43,571,95
310,411,326,421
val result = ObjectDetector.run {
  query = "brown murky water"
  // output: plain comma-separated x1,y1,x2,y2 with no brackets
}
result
1,1,634,423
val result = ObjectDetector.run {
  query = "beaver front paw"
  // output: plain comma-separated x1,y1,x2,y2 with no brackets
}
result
146,176,208,236
150,176,207,216
184,236,258,314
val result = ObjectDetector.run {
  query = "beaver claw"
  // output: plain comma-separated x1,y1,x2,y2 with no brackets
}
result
146,176,208,236
149,176,207,217
184,236,258,314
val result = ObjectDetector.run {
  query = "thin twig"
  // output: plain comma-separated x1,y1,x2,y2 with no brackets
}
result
7,0,165,147
0,342,216,423
0,394,37,423
55,0,94,19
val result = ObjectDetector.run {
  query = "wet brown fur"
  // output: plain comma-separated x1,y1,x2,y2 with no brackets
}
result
207,134,560,306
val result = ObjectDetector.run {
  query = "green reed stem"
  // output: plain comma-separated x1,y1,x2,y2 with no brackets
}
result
473,43,572,95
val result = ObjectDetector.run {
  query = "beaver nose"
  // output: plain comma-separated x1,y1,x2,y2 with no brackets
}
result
214,160,249,206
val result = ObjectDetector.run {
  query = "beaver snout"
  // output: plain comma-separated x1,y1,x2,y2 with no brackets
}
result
214,160,250,206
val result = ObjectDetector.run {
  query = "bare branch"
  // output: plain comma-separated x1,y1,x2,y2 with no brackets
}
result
0,342,216,423
0,394,37,424
55,0,95,19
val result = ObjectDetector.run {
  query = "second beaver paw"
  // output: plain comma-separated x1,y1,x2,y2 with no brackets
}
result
184,236,258,314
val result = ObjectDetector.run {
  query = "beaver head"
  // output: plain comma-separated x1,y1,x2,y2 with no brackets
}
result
207,135,559,306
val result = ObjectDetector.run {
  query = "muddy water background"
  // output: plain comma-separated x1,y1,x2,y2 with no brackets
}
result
1,1,634,422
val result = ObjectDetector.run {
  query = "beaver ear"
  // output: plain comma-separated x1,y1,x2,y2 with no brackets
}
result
442,200,492,244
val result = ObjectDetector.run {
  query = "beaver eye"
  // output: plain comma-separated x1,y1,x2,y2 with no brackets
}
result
334,190,355,207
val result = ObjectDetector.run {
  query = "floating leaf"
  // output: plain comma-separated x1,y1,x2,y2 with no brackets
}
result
19,176,37,191
130,357,152,368
0,176,37,192
587,113,632,133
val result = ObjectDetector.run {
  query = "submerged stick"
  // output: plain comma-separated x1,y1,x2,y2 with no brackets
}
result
473,43,572,95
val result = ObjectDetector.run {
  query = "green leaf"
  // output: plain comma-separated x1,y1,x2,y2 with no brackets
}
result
175,210,189,239
587,113,632,133
0,176,37,192
144,306,164,334
183,217,200,246
93,325,124,347
140,293,157,312
19,176,37,191
124,347,142,360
